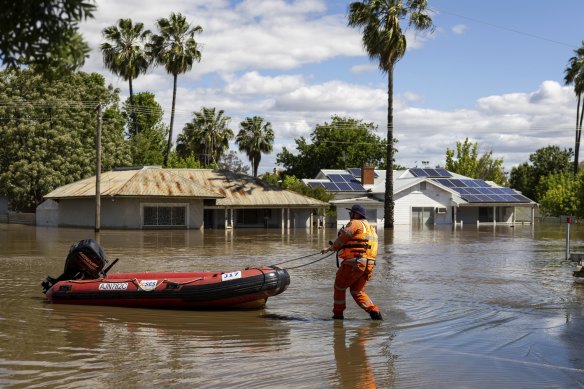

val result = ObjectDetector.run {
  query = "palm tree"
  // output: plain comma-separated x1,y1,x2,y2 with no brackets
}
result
348,0,432,228
147,12,203,167
564,41,584,176
100,19,151,135
177,107,233,166
236,116,274,177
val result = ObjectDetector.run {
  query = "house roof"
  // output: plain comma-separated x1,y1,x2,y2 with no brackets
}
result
44,167,328,208
309,167,536,205
170,169,328,208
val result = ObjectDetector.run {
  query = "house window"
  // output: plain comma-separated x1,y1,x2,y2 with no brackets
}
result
419,182,427,191
144,206,186,226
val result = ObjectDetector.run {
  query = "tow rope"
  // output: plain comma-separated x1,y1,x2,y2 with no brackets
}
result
268,251,334,270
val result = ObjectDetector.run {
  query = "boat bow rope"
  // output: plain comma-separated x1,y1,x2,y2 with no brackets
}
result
267,251,334,270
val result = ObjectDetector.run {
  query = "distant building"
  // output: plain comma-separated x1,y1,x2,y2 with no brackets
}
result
303,166,538,227
36,167,328,230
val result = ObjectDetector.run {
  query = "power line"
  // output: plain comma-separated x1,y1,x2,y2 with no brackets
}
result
432,7,576,49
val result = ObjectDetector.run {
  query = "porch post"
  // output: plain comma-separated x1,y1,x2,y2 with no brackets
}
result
493,206,496,225
281,208,285,230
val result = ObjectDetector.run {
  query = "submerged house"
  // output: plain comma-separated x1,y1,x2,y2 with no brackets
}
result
303,166,538,227
37,167,328,230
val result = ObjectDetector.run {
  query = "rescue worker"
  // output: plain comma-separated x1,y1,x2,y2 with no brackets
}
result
321,204,383,320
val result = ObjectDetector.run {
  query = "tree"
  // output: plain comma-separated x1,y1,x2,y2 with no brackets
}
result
564,41,584,176
348,0,433,228
0,69,130,211
0,1,95,72
176,107,233,166
259,173,333,204
509,145,573,202
147,12,203,167
235,116,274,177
121,92,164,137
166,151,205,169
121,92,167,166
445,138,506,185
276,116,387,179
538,171,584,217
218,151,250,174
101,18,151,135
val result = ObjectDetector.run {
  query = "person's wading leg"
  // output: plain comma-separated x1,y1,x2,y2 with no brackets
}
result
333,262,366,318
349,264,380,315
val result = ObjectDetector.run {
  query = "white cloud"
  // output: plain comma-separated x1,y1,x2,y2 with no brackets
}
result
74,1,578,174
351,63,378,74
452,24,467,34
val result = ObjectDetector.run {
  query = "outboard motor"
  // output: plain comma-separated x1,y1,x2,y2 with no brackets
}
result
41,239,108,293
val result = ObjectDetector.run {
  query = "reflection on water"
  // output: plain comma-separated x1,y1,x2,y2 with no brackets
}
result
1,223,584,388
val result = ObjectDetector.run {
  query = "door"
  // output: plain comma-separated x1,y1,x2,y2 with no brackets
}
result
411,207,434,225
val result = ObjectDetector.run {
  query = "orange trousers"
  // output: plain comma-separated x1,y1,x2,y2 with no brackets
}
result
333,260,379,317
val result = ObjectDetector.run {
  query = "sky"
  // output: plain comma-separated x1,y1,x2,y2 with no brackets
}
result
77,0,584,175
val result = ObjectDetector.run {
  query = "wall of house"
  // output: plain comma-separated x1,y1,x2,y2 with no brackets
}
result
40,198,205,229
456,207,479,224
36,199,59,226
394,183,453,225
335,206,383,228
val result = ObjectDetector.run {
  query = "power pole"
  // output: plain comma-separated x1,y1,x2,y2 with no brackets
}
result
95,103,102,234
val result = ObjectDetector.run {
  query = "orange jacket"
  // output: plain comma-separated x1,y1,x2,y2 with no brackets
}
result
332,219,378,260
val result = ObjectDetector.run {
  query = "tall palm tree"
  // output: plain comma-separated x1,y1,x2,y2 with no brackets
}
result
564,41,584,176
177,107,233,166
147,12,203,167
236,116,274,177
100,18,151,135
348,0,432,228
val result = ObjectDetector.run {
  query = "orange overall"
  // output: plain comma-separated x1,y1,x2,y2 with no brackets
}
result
330,219,380,318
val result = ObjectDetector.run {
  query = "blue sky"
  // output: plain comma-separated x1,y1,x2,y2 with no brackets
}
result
79,0,584,175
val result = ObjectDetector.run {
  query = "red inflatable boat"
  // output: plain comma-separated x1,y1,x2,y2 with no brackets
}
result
42,239,290,310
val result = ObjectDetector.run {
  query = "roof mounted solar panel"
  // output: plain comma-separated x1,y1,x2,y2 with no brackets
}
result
410,168,426,177
435,168,452,177
328,174,345,183
323,182,339,190
339,174,355,183
336,182,351,191
347,168,361,178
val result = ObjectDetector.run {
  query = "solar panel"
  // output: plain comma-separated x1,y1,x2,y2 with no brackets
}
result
347,168,361,177
410,168,427,177
328,174,345,183
323,182,339,190
435,179,455,187
349,182,365,190
336,182,352,191
431,176,532,203
435,168,452,177
340,174,356,183
411,168,452,178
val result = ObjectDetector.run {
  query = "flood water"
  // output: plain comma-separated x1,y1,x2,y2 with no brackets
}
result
1,223,584,388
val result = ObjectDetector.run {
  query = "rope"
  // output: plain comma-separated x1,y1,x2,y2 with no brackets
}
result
268,251,324,267
280,252,335,270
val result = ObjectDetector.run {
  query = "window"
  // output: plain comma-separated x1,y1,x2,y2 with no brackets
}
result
419,182,427,191
143,205,186,226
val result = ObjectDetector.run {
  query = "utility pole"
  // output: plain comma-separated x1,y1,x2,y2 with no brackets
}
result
95,103,102,234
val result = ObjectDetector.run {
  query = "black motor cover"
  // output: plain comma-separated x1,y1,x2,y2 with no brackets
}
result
42,239,108,293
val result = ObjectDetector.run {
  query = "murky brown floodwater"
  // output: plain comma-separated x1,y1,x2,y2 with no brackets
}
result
1,223,584,388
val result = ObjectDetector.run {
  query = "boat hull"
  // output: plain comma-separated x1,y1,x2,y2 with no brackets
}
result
45,266,290,310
